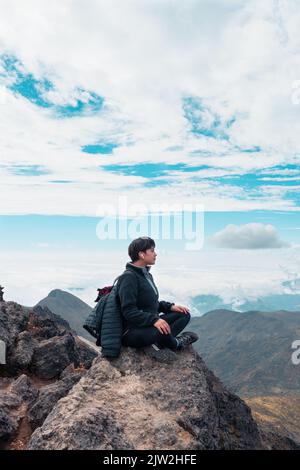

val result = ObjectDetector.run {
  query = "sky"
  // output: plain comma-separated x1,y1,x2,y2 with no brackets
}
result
0,0,299,310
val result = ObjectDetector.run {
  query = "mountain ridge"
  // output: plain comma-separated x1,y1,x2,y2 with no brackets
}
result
36,289,93,341
190,308,300,396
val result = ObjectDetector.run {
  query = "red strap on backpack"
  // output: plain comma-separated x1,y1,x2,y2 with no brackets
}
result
94,271,126,302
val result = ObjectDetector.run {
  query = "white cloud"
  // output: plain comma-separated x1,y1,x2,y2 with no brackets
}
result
0,0,299,215
1,244,299,312
261,168,300,176
211,222,290,249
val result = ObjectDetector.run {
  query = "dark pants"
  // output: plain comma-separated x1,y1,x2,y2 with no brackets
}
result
122,311,191,350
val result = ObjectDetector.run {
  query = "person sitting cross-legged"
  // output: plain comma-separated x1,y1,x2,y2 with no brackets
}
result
117,236,199,352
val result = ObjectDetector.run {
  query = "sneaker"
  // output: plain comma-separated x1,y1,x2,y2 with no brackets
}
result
176,331,199,350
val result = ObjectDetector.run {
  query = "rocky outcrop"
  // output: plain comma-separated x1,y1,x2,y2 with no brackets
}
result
0,301,98,449
1,300,299,450
28,347,263,450
28,366,86,430
0,301,97,377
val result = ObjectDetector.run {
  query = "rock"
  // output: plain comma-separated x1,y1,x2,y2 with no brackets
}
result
75,337,98,369
0,301,99,449
143,346,177,364
30,306,74,339
1,300,297,450
59,363,76,379
60,363,86,380
28,347,263,450
0,377,12,390
0,392,22,411
29,408,132,450
10,374,38,404
0,302,29,362
28,372,85,430
0,391,22,446
0,409,18,444
8,332,38,373
30,333,80,379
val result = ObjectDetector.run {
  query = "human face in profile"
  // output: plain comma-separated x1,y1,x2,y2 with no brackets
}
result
139,246,157,266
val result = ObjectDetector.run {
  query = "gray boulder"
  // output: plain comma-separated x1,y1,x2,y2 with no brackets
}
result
9,332,38,373
28,371,85,430
0,409,18,444
30,333,79,379
10,374,38,404
31,305,74,339
0,391,22,446
28,347,263,450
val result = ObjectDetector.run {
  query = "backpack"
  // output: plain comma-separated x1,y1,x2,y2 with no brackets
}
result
83,271,126,358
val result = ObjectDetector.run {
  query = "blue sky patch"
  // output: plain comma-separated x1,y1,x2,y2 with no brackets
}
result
0,54,104,117
281,187,300,207
54,89,103,118
101,162,214,178
143,179,170,187
183,96,235,140
238,146,262,153
9,165,50,176
262,163,300,173
1,55,52,107
0,211,298,252
165,145,183,152
49,180,74,184
82,142,118,154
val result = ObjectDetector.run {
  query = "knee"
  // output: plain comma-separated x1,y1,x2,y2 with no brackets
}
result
185,311,191,323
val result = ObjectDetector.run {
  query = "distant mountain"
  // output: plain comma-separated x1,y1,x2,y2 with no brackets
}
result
191,293,300,315
36,289,93,341
245,395,300,444
190,309,300,396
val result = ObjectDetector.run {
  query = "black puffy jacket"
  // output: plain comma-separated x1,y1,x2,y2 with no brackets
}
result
116,262,174,332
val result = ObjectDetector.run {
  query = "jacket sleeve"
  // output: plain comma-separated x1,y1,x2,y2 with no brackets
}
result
117,273,160,327
158,300,175,313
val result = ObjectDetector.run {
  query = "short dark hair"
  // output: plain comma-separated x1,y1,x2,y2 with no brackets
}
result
128,236,156,262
